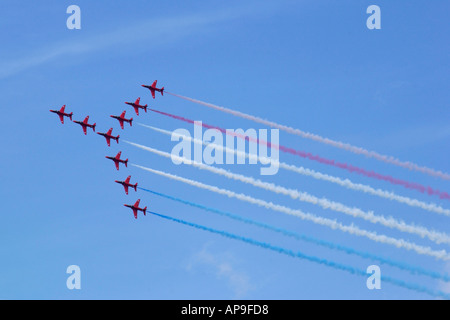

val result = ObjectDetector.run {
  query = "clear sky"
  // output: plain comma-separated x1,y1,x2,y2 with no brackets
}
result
0,0,449,299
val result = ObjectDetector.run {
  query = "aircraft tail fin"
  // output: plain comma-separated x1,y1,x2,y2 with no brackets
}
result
69,113,73,121
134,183,138,192
116,135,120,143
143,207,147,216
161,87,164,96
130,118,133,127
125,159,128,167
93,123,96,132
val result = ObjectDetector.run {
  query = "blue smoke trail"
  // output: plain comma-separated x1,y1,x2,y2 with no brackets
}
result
148,210,450,299
139,187,450,283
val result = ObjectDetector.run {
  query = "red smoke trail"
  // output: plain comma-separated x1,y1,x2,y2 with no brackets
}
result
166,91,450,181
149,108,450,200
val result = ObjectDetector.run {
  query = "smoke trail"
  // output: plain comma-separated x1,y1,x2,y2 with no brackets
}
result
140,124,450,217
148,210,450,299
166,91,450,181
132,163,450,261
148,108,450,201
139,186,450,282
125,140,450,245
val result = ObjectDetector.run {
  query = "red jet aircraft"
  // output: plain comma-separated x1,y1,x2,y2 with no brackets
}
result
73,116,96,135
125,97,147,115
50,105,73,124
124,199,147,219
106,151,128,170
97,128,119,147
115,176,138,195
142,80,164,99
110,111,133,129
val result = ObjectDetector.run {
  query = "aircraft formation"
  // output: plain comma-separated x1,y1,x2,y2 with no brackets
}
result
50,80,163,219
48,78,450,299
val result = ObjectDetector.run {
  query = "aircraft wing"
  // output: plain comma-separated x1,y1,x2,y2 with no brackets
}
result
133,208,138,219
123,185,129,195
119,119,124,129
114,160,120,171
82,125,87,135
106,137,111,147
59,114,64,124
150,89,155,99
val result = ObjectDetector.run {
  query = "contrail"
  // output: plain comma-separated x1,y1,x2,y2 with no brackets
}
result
148,108,450,201
125,140,450,245
148,210,450,299
166,91,450,181
140,124,450,217
139,186,450,282
131,163,450,261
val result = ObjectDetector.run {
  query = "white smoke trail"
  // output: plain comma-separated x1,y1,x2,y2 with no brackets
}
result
141,187,450,282
166,92,450,181
130,163,450,261
139,124,450,217
125,140,450,245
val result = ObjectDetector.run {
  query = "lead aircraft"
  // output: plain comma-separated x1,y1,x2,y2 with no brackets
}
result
142,80,164,99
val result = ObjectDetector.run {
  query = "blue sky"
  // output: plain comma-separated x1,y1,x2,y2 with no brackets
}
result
0,0,449,299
